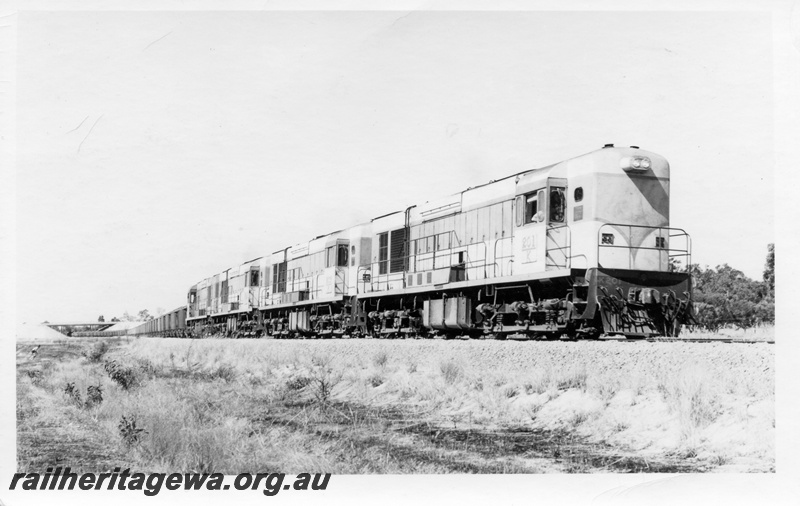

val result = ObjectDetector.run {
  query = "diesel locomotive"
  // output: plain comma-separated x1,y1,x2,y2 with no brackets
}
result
141,144,694,340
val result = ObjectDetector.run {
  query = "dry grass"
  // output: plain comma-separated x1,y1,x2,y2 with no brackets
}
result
16,336,774,473
683,323,775,342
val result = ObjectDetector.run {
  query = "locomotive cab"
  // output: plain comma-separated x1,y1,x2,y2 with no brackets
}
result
512,174,570,272
507,145,692,337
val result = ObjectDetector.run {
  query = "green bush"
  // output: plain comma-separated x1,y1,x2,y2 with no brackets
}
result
82,341,110,363
104,360,140,390
690,246,775,331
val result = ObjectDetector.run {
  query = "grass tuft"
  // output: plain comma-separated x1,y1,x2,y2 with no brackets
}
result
439,359,462,384
555,366,588,391
373,351,390,369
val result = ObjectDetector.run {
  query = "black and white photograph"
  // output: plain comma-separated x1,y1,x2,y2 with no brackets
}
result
2,1,798,505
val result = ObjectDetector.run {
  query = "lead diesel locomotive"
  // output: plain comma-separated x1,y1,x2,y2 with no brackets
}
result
180,145,693,340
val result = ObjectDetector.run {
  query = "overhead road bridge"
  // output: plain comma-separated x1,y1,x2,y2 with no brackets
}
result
45,322,118,336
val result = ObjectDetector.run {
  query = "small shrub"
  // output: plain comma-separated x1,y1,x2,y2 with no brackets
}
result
209,365,236,383
104,360,140,390
439,359,462,384
373,351,389,369
502,385,520,398
311,368,342,403
26,370,44,386
83,341,110,363
135,358,158,378
523,370,551,395
17,399,39,422
64,382,104,409
285,375,312,391
367,373,384,388
571,411,590,426
311,354,332,369
660,365,721,439
118,415,146,447
710,454,729,466
64,382,82,407
593,378,622,401
84,385,103,409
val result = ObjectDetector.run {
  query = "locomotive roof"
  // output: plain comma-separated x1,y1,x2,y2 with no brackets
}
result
371,146,605,221
192,144,656,285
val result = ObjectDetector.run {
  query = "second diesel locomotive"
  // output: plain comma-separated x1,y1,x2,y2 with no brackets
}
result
181,144,693,340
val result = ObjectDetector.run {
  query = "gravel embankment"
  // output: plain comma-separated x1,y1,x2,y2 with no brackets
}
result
205,339,773,387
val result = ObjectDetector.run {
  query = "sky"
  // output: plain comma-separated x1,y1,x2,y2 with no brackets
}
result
11,9,777,324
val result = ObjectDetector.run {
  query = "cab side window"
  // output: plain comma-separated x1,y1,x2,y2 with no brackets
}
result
337,244,349,267
523,189,546,224
526,193,539,223
326,246,335,268
549,187,566,224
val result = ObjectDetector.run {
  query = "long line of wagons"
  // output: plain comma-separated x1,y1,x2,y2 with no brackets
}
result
77,145,695,341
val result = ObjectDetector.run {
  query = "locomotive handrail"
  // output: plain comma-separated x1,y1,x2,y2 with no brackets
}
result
314,272,324,298
669,230,692,271
255,287,269,307
493,236,514,277
597,223,691,271
361,229,496,292
545,223,571,270
286,266,307,294
356,265,371,294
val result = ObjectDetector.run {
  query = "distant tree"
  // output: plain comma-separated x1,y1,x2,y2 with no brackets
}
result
98,315,105,322
155,307,166,317
111,316,120,322
138,309,153,321
763,243,775,296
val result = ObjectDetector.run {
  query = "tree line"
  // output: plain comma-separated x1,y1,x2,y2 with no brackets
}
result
98,309,164,323
688,243,774,331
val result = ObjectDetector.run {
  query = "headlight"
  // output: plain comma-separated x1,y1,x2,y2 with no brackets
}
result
620,156,651,172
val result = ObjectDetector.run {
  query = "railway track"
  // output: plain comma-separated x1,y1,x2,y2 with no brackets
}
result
599,337,774,344
129,333,774,344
